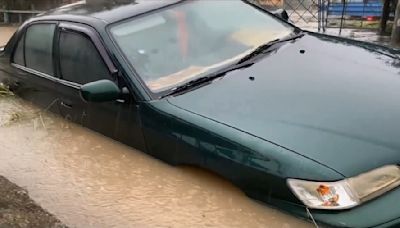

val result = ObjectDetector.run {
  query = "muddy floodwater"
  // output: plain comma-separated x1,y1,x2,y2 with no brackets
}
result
0,97,310,228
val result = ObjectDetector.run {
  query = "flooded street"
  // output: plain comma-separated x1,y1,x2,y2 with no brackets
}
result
0,29,309,227
0,97,310,228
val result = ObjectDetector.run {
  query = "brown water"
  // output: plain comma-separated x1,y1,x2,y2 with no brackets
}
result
0,97,310,228
0,26,16,46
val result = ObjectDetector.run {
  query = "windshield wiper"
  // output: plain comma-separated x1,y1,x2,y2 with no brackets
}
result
237,31,305,64
160,62,254,99
160,31,305,99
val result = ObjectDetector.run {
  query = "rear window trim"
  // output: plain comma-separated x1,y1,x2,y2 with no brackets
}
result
10,20,117,89
10,21,62,83
11,21,58,68
11,63,81,89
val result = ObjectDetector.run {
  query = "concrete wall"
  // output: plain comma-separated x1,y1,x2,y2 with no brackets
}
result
0,0,78,10
0,0,79,24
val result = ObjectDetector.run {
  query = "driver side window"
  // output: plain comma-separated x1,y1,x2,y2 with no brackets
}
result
59,31,112,85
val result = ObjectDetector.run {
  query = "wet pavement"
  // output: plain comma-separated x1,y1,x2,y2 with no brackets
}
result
292,16,392,46
0,96,310,228
303,26,391,46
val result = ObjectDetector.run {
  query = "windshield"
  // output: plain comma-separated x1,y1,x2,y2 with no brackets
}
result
110,0,294,94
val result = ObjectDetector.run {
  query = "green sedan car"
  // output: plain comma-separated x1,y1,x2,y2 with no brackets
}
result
1,0,400,227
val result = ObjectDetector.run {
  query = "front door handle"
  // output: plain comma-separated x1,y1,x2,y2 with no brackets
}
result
61,101,73,109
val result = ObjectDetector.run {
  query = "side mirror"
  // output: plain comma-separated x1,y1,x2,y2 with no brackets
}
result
272,9,289,21
80,80,121,103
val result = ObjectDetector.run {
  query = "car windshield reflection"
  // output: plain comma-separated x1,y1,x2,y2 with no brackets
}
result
110,0,293,93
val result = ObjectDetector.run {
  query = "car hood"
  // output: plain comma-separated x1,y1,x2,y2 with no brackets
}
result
167,33,400,177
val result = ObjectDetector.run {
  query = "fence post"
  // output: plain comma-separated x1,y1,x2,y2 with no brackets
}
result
380,0,391,35
391,0,400,46
3,12,9,23
318,0,320,31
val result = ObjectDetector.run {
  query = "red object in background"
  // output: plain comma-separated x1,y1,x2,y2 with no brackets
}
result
173,11,189,60
366,16,374,21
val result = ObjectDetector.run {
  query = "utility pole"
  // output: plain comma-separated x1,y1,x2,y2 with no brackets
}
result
391,0,400,47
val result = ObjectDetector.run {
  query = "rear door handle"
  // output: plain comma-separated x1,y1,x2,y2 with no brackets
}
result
61,101,73,109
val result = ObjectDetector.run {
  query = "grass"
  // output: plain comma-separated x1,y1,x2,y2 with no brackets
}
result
0,108,46,128
0,83,14,97
0,86,56,128
0,84,33,126
0,84,58,130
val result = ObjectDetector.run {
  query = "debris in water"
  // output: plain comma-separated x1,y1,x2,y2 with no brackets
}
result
0,83,14,97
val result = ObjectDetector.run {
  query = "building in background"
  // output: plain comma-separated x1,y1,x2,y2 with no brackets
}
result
0,0,79,23
0,0,79,10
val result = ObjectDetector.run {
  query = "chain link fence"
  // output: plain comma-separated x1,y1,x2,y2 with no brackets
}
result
250,0,393,46
252,0,325,31
0,0,392,36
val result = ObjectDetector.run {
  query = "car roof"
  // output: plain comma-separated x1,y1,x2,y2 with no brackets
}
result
33,0,183,25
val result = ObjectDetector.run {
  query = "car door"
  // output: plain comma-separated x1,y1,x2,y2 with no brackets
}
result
9,22,61,114
56,22,146,151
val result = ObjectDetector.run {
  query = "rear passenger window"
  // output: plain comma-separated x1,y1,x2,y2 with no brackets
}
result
25,24,55,76
59,31,112,84
13,34,25,66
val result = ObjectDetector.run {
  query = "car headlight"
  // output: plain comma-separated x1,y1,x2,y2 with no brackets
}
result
287,165,400,210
